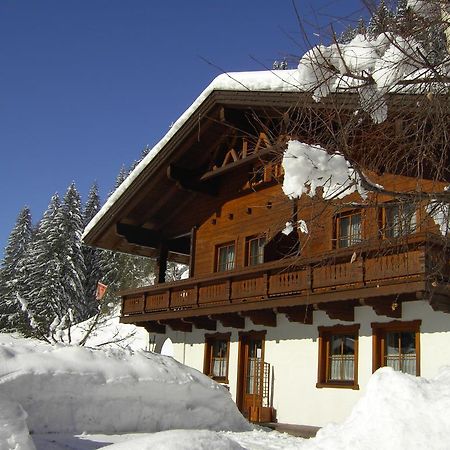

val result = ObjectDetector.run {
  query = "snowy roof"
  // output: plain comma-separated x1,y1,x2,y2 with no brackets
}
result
83,32,449,243
82,69,301,242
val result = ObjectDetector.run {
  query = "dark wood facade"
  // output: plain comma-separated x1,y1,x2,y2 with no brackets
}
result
81,89,450,331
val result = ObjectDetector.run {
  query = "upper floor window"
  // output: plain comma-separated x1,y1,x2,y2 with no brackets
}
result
372,320,420,376
317,324,359,389
382,203,417,238
216,242,235,272
203,333,230,383
246,235,266,266
335,210,362,248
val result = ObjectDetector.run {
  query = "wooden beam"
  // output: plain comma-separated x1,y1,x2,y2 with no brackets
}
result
159,319,192,332
210,313,245,329
429,293,450,314
277,305,313,324
141,321,166,334
316,300,359,322
116,223,162,248
167,164,218,196
362,296,402,319
201,147,274,181
241,309,276,327
189,226,197,277
156,242,168,284
183,317,216,331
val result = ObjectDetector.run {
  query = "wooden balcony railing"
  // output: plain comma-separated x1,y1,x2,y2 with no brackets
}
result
120,233,448,318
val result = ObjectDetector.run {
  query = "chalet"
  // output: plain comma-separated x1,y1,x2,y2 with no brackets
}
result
83,70,450,427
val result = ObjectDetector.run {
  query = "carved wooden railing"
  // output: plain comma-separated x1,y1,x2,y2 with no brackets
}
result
121,233,448,317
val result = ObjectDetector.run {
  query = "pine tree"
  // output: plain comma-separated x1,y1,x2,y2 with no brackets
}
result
367,0,395,38
81,182,103,319
129,145,151,172
60,183,86,324
24,194,66,337
0,207,33,331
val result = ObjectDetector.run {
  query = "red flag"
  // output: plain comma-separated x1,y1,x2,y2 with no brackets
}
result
96,282,108,301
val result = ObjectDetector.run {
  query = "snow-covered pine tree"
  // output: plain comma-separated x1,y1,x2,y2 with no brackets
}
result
129,145,151,172
367,0,395,38
23,194,66,338
0,207,33,331
81,182,103,319
60,183,86,324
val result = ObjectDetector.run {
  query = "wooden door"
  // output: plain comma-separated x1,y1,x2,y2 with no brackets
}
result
237,332,265,421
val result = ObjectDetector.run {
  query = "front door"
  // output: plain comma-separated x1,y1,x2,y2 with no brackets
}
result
237,332,266,421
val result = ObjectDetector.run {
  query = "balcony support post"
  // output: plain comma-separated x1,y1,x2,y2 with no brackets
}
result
156,242,169,284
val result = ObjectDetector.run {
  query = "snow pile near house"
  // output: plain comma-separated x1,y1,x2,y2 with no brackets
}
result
102,430,245,450
65,308,149,350
282,140,364,200
0,334,251,436
0,395,36,450
302,367,450,450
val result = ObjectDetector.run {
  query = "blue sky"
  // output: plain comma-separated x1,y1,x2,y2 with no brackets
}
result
0,0,367,256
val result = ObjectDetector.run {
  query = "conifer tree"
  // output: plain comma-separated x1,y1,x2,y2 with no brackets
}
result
60,183,86,323
367,0,395,37
81,182,103,319
0,207,33,331
24,194,66,337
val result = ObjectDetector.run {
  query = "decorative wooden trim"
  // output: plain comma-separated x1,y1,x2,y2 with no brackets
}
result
210,313,245,329
142,321,166,334
317,300,359,322
183,316,217,331
317,324,360,389
241,310,276,327
278,305,313,324
159,319,192,333
371,320,421,376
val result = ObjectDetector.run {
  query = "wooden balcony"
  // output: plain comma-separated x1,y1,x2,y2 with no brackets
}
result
119,233,450,331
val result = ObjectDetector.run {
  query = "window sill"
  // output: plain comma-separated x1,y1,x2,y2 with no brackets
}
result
316,382,359,390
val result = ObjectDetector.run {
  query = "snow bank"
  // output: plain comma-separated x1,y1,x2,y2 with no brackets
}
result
282,140,364,200
302,367,450,450
0,395,35,450
102,430,245,450
65,309,149,350
0,334,250,435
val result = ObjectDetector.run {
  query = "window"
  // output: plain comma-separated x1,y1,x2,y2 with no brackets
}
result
216,242,235,272
203,333,230,383
335,211,361,248
317,324,359,389
382,203,417,238
372,320,420,376
246,235,266,266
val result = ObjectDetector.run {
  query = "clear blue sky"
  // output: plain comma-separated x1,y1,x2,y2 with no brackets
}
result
0,0,366,256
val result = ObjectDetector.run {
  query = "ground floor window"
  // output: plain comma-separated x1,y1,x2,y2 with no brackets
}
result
372,320,421,376
317,324,359,389
203,333,231,383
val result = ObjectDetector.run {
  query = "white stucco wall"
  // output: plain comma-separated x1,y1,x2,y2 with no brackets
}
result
150,300,450,427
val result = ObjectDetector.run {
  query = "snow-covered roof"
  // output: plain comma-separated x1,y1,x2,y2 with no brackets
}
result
82,69,301,241
83,32,449,242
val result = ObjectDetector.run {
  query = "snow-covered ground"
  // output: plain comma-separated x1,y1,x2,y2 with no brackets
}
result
1,331,450,449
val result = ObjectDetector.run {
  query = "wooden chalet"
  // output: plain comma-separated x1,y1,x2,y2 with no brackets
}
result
83,71,450,427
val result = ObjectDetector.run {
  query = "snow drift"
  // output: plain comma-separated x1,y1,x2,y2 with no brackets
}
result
102,430,245,450
301,367,450,450
0,395,35,450
0,334,250,435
